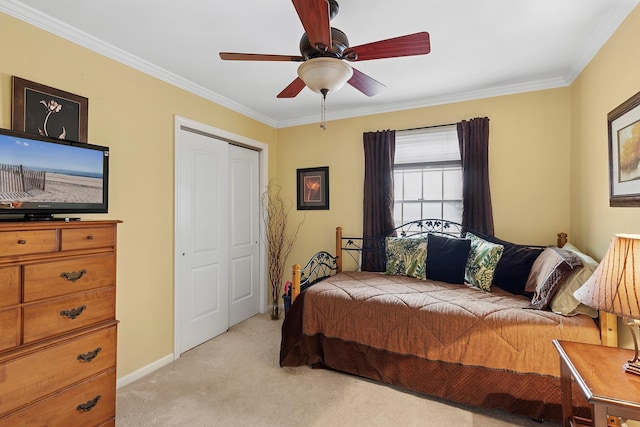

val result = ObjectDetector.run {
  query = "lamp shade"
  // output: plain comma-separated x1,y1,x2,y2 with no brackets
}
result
574,234,640,318
297,57,353,95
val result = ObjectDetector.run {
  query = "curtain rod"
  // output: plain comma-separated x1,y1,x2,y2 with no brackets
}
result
397,122,458,132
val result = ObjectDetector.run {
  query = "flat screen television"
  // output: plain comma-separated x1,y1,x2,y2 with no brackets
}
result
0,127,109,220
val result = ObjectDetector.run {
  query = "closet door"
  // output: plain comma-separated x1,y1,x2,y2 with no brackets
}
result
229,145,260,326
177,129,229,354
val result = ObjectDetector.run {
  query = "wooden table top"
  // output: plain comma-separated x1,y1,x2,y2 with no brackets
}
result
554,340,640,409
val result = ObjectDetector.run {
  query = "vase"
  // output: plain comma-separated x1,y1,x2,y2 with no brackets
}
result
269,301,280,320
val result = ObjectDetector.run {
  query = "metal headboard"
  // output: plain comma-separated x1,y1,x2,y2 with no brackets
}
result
297,251,338,292
289,219,465,306
342,219,465,271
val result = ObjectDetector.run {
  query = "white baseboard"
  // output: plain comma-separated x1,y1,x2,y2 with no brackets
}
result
116,353,174,389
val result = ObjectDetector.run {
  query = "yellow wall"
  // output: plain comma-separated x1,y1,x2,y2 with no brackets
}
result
570,5,640,257
569,5,640,355
277,89,572,270
0,13,276,378
275,5,640,362
3,2,640,386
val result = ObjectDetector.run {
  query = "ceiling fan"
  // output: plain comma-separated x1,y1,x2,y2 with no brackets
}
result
219,0,431,99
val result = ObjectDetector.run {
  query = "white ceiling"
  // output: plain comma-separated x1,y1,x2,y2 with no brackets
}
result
1,0,638,128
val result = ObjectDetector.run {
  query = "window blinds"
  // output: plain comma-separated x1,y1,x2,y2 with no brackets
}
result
395,126,460,166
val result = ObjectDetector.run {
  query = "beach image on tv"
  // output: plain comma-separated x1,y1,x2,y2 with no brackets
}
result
0,135,104,207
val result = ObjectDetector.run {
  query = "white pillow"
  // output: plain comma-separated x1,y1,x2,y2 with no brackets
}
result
549,242,598,317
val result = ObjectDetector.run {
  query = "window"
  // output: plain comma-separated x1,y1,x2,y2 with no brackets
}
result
394,126,462,226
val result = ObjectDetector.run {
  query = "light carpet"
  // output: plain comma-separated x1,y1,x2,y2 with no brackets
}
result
116,314,560,427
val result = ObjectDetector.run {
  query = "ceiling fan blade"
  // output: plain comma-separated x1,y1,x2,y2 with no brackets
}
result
220,52,304,62
292,0,331,51
346,32,431,61
277,77,307,98
348,67,386,97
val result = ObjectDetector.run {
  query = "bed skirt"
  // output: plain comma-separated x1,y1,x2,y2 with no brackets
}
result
280,291,591,421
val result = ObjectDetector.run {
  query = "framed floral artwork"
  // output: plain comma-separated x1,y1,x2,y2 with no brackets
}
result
297,166,329,210
11,76,88,143
608,90,640,206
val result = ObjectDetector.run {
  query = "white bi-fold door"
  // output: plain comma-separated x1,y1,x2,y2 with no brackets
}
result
175,118,265,356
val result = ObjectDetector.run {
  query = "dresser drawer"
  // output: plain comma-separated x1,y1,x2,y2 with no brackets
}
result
0,266,20,308
61,227,115,251
0,369,116,427
23,254,116,302
0,325,116,415
0,308,19,352
23,288,115,344
0,230,57,256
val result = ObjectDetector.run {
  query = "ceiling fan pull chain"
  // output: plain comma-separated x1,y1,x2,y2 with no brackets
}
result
320,89,328,130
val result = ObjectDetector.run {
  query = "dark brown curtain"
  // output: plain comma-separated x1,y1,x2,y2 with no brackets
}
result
457,117,494,236
362,130,396,272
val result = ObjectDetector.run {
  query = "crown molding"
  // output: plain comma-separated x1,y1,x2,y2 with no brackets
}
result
561,0,640,83
276,76,570,128
2,0,637,130
0,1,278,128
278,0,640,128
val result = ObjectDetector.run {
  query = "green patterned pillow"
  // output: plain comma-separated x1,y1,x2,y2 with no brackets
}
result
464,232,504,291
385,237,427,280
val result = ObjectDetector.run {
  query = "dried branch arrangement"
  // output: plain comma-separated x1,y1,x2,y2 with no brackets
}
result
262,182,303,319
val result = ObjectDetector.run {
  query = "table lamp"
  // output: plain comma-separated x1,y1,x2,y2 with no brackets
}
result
574,234,640,375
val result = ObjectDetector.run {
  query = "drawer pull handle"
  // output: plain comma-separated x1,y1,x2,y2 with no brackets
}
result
17,239,27,245
77,395,101,412
77,347,102,362
61,269,88,282
60,305,87,319
87,235,95,240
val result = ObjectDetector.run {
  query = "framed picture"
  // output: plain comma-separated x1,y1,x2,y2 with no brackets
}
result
608,90,640,206
11,76,88,143
297,167,329,210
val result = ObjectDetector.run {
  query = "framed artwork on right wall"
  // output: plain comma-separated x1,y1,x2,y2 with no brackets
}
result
608,89,640,207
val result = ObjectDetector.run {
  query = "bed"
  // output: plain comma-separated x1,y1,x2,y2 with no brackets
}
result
280,220,617,421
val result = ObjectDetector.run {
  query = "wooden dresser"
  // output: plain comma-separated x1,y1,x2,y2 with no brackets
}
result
0,220,120,426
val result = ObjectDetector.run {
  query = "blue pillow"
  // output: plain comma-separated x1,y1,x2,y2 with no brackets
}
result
426,234,471,284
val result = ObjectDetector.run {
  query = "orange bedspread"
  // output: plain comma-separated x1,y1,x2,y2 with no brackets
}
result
303,271,601,377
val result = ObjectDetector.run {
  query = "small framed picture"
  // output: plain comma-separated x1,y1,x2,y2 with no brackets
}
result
297,167,329,210
11,76,88,143
608,90,640,206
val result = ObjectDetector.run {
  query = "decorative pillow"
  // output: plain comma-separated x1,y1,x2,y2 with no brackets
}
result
470,232,544,295
524,246,583,310
425,234,471,284
385,237,427,280
464,232,504,291
549,243,598,317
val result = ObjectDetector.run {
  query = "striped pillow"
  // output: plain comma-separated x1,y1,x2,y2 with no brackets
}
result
524,246,582,310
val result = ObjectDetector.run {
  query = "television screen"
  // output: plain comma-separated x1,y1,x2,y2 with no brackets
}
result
0,128,109,219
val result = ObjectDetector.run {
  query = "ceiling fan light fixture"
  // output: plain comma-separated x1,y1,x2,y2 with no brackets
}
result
297,57,353,95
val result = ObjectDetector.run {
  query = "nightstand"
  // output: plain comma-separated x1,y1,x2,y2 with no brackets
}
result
553,340,640,427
